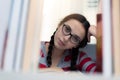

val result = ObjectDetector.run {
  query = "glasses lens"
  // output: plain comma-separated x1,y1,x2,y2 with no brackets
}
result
71,35,80,44
63,24,71,35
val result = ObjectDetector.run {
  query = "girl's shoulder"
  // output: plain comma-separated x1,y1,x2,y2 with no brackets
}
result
40,41,49,48
78,51,88,57
40,41,50,55
40,41,49,45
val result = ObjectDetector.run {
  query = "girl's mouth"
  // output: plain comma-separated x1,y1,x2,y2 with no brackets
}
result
58,39,65,46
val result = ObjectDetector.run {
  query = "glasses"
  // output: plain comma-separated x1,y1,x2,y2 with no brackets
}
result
62,23,81,44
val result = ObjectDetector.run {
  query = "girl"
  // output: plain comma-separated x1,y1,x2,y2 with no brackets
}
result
39,13,97,73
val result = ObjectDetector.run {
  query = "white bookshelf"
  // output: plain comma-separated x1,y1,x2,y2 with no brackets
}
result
0,71,119,80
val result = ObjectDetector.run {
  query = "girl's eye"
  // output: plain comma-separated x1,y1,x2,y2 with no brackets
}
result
71,35,81,43
64,25,71,33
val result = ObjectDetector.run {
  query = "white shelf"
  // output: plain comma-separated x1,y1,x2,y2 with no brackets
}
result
0,71,119,80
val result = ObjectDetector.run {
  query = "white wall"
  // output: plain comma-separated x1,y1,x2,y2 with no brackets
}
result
40,0,84,41
40,0,98,44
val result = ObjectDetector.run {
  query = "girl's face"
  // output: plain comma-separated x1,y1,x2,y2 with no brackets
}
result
54,19,85,50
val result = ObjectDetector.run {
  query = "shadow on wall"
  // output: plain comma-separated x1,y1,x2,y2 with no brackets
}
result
79,44,96,61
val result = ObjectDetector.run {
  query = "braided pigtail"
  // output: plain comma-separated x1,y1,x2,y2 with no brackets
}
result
70,47,79,71
46,32,55,67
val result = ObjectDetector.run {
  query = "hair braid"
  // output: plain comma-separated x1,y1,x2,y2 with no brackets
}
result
46,32,55,67
70,47,79,71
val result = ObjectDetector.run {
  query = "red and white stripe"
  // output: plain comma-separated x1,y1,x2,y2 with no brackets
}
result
78,51,96,72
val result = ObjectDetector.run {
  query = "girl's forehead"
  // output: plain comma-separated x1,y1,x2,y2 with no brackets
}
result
65,19,82,26
65,19,83,30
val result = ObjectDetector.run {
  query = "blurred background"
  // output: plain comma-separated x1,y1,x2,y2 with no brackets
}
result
0,0,120,79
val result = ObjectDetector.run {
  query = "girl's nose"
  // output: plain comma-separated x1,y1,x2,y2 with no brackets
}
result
63,35,71,41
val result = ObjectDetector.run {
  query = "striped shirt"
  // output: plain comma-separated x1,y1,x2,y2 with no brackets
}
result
38,41,96,73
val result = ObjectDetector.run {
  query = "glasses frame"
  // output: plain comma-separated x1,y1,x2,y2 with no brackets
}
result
62,24,81,44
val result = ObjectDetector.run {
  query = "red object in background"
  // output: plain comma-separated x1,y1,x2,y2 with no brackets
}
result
96,13,103,72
